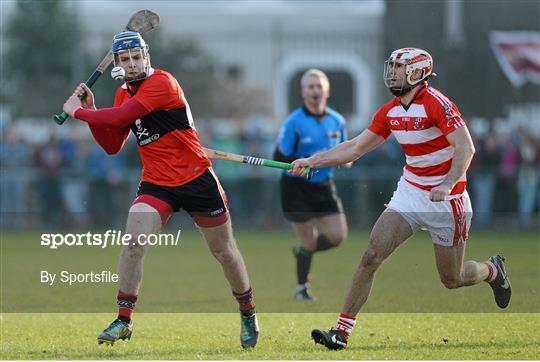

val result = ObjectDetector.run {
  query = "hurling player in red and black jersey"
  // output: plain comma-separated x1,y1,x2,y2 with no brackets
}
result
63,31,259,348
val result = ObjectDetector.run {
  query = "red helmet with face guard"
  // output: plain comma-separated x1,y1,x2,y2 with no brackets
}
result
383,48,436,96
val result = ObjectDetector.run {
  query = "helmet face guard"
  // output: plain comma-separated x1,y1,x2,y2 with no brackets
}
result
383,48,435,96
383,60,409,96
112,31,149,83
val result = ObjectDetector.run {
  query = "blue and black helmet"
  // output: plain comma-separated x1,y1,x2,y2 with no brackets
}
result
112,31,148,54
111,31,150,83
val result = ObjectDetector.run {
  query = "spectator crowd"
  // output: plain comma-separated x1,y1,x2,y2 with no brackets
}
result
1,116,539,230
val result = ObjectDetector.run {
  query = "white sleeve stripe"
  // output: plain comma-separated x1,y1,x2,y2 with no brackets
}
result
427,88,452,109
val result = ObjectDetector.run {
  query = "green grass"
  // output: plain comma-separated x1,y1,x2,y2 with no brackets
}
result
1,230,538,313
1,230,539,359
1,313,538,359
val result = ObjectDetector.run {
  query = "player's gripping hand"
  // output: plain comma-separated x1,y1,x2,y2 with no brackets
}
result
63,83,96,118
429,183,452,202
290,158,311,177
76,83,96,110
63,94,82,118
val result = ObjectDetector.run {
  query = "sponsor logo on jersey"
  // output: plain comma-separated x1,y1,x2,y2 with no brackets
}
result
135,119,161,146
403,117,410,131
139,134,160,146
135,119,149,139
446,118,461,129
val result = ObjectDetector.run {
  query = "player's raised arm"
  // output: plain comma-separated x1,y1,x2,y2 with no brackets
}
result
290,129,384,175
64,97,149,128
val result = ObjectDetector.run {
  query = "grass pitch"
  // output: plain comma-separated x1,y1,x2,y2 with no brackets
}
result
1,313,538,359
1,229,539,359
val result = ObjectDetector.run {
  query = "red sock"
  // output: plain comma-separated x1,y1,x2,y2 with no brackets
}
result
117,290,138,322
335,313,356,339
484,261,497,283
233,287,255,314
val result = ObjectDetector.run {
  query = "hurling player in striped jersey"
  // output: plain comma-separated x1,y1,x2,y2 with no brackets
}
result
289,48,511,350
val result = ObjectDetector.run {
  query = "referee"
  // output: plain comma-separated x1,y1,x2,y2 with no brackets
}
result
274,69,350,300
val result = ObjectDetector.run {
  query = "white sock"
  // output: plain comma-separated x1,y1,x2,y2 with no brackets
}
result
296,283,309,293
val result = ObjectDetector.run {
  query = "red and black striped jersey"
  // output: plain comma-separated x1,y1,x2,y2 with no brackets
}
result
113,68,211,186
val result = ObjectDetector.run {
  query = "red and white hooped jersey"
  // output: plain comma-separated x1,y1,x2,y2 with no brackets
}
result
368,83,467,195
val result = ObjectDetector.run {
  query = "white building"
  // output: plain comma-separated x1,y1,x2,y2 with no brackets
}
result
2,0,386,128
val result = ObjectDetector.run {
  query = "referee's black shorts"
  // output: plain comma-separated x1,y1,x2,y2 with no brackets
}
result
280,174,344,223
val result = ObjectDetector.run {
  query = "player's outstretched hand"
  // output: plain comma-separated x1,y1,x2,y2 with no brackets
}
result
429,183,452,202
290,158,311,177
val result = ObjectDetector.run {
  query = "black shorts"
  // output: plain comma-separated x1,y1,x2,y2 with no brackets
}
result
280,174,344,223
136,169,229,227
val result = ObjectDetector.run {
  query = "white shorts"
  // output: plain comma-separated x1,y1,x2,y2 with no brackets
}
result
386,177,473,247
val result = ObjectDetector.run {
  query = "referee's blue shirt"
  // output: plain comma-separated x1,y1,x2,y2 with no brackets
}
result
277,106,347,183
